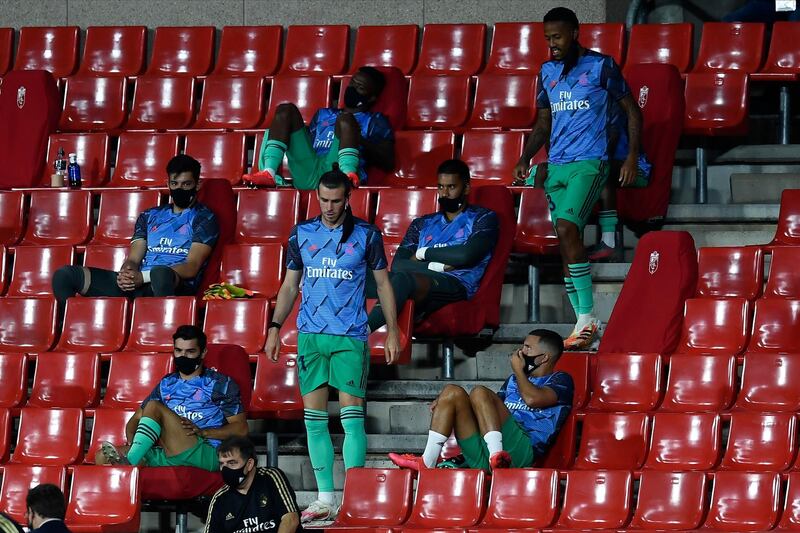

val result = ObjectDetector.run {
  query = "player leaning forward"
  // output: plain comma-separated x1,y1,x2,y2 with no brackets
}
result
266,165,400,523
513,7,643,350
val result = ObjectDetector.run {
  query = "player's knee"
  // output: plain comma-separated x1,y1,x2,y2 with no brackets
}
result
335,112,357,137
52,265,83,300
468,385,494,403
274,103,300,122
149,266,177,296
555,219,579,242
439,384,469,405
142,400,165,418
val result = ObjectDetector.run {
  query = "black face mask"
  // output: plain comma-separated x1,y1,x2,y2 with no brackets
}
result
438,195,465,214
174,355,201,375
170,187,197,209
524,354,546,374
221,463,250,489
344,86,368,110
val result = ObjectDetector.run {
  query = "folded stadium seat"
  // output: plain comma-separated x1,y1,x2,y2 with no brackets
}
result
122,297,196,352
0,410,9,462
83,245,128,271
414,23,486,75
599,231,698,354
91,190,160,246
461,132,525,186
780,472,800,529
41,133,111,187
401,468,487,529
14,26,79,78
692,22,765,73
0,353,27,409
259,75,332,128
146,26,215,77
573,412,649,470
101,353,172,409
280,25,349,75
126,76,196,130
0,191,24,246
465,74,538,130
0,28,12,75
703,471,781,531
79,26,147,77
0,246,6,294
556,470,633,530
660,355,736,414
747,298,800,353
683,71,749,136
193,76,266,130
372,130,455,187
675,297,750,356
643,412,721,470
476,468,559,530
628,471,707,530
625,23,694,73
586,353,662,412
65,465,140,533
86,408,134,463
28,352,100,409
366,299,414,364
219,244,283,299
193,178,237,300
58,75,127,132
306,187,371,220
766,189,800,248
350,25,419,75
21,190,92,246
55,297,129,353
720,412,796,471
110,132,181,187
374,188,441,244
537,412,577,469
325,468,414,530
0,297,57,352
580,23,626,66
736,353,800,411
11,407,84,465
484,22,549,74
0,465,66,524
183,132,247,184
405,75,471,130
696,245,763,300
235,189,300,244
213,25,282,77
765,247,800,297
7,245,74,297
203,299,270,354
249,352,303,420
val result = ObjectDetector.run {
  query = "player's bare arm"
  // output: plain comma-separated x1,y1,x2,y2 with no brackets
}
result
373,267,401,364
513,107,552,183
617,94,643,187
266,269,302,361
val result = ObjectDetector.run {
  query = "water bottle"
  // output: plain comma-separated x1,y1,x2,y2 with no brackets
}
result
53,147,67,187
67,153,82,189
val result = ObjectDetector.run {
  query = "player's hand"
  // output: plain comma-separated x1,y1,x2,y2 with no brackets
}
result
385,329,401,365
180,417,200,437
619,155,638,187
265,328,280,362
510,348,526,375
429,398,439,413
511,177,527,186
116,270,141,291
512,160,529,183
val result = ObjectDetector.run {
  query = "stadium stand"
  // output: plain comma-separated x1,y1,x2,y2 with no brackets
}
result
28,352,100,409
405,74,471,129
0,28,12,76
213,25,283,77
110,132,181,186
78,25,147,77
42,133,111,187
350,25,419,75
55,297,129,352
691,22,765,73
126,76,196,130
122,296,197,352
279,24,349,75
21,190,92,246
414,23,486,75
146,26,215,77
696,245,764,300
14,26,79,77
625,22,693,72
7,245,74,297
581,22,626,65
485,22,549,74
466,74,539,130
58,75,128,132
193,76,266,130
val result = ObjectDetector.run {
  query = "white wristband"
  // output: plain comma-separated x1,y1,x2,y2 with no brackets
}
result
428,262,446,273
416,247,429,261
141,270,151,284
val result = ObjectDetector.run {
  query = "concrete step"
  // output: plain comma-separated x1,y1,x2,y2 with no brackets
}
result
670,162,800,204
731,173,800,204
276,454,398,492
716,144,800,164
368,379,504,400
666,203,779,223
663,223,775,247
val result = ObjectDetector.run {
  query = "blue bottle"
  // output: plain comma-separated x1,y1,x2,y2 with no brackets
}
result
67,153,82,189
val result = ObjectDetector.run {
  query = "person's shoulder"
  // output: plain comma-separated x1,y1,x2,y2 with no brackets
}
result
208,483,232,506
204,367,235,384
296,217,320,229
192,202,216,218
140,204,170,218
354,217,379,232
546,370,575,387
467,204,494,217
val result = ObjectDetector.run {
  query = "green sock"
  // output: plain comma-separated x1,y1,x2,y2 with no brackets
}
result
259,134,287,174
568,262,593,316
340,406,367,469
337,147,360,175
304,408,335,493
564,277,579,316
126,416,161,466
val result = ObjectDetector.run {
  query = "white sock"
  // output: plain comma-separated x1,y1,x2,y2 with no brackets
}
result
317,491,335,505
576,313,595,331
422,430,449,467
601,231,615,248
483,431,503,455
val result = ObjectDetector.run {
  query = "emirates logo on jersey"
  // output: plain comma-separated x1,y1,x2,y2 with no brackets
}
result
648,251,660,274
638,86,649,109
16,86,25,109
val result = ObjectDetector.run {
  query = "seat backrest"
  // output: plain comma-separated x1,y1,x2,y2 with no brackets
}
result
93,189,160,245
461,131,525,186
626,23,693,72
696,245,763,300
721,412,796,471
147,26,215,76
0,28,12,75
86,408,135,462
377,130,455,187
0,465,66,524
42,133,111,187
660,353,736,411
0,297,57,353
203,299,269,354
102,353,172,409
405,75,471,129
184,132,247,184
0,353,27,409
630,471,706,530
280,25,349,75
80,26,147,76
0,191,25,246
56,297,129,352
249,353,303,418
780,472,800,529
278,299,302,353
581,22,626,66
558,470,633,529
59,75,127,132
124,297,197,352
704,471,780,531
677,297,750,355
12,407,84,465
111,132,181,187
83,245,128,271
8,245,74,297
761,21,800,75
748,298,800,352
220,244,284,299
15,26,79,77
693,22,765,73
214,26,282,77
351,25,419,75
737,352,800,411
28,352,100,409
374,188,439,243
334,468,414,526
574,412,649,470
405,468,486,527
194,76,266,130
262,75,332,126
127,76,195,130
645,412,721,470
203,344,252,411
481,468,558,528
196,178,238,296
235,189,300,244
485,22,548,74
771,189,800,247
513,187,560,255
65,465,140,530
765,245,800,297
0,410,9,463
683,71,749,134
415,23,486,75
467,74,538,130
588,353,662,411
22,190,92,246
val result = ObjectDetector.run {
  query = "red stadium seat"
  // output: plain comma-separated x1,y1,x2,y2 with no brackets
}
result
415,24,486,75
736,353,800,411
280,25,349,75
86,408,134,463
765,246,800,297
466,74,538,130
249,353,303,419
79,26,147,77
779,472,800,529
574,412,649,470
538,413,577,469
485,22,548,74
183,132,247,184
660,353,736,412
65,465,140,533
0,465,66,524
123,297,196,352
748,298,800,352
0,28,12,75
406,75,471,129
720,412,796,471
683,71,749,136
461,132,525,186
753,21,800,81
127,76,195,130
375,188,439,244
328,468,413,529
83,245,128,271
194,76,266,130
0,191,24,246
0,297,57,353
147,26,214,77
101,353,172,409
557,470,633,530
306,187,371,221
479,468,558,529
277,299,301,353
367,300,414,364
56,297,129,353
195,179,237,297
0,246,6,294
92,189,160,246
676,297,750,355
644,412,721,470
692,22,765,73
42,133,111,187
581,23,626,66
587,353,662,411
15,26,79,77
21,190,92,246
7,245,74,297
262,74,332,127
0,410,9,463
59,75,127,132
629,471,707,530
512,188,560,255
696,245,763,300
203,299,269,354
11,407,84,465
28,352,100,409
351,25,419,75
0,353,27,409
213,26,282,77
403,468,486,528
220,244,283,299
555,353,589,409
110,132,180,187
768,189,800,248
374,130,455,187
703,471,780,531
626,23,694,73
235,189,299,244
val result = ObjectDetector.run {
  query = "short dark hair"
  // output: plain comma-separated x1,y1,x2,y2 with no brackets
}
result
217,436,256,462
437,159,471,185
26,484,66,520
358,66,386,95
173,324,207,352
166,154,201,181
543,7,580,29
527,329,564,360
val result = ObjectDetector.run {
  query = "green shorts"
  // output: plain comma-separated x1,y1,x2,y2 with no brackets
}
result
544,159,609,231
142,436,220,472
259,128,340,190
457,416,535,472
297,332,370,398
